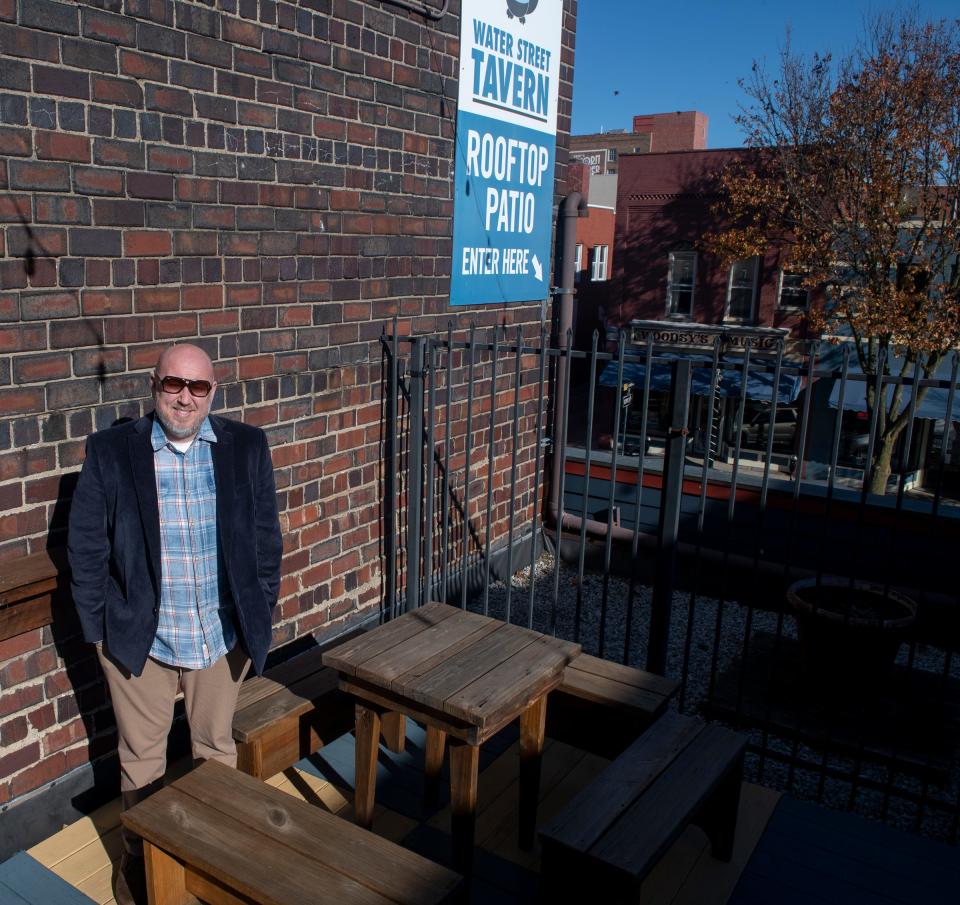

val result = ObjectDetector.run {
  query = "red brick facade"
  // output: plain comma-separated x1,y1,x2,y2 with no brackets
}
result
567,113,709,346
575,206,614,273
607,149,815,338
632,111,707,153
572,200,615,346
0,0,578,811
570,110,707,176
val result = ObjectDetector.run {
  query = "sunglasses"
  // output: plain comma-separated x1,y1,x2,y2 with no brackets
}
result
154,374,214,398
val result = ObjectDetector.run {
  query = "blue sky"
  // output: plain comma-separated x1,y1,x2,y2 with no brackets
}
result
571,1,960,148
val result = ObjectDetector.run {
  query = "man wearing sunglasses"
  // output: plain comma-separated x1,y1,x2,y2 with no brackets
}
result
67,343,282,905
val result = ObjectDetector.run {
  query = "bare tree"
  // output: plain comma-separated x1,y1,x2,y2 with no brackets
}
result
707,12,960,493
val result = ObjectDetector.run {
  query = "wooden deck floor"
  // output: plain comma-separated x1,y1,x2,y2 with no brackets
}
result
23,722,778,905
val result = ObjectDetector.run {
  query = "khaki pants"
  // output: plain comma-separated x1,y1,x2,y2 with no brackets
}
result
97,643,250,792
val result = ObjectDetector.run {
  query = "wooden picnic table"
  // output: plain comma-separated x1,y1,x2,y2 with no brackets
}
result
322,602,581,874
120,760,462,905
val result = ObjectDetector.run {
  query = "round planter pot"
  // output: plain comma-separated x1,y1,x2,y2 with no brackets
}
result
786,577,917,690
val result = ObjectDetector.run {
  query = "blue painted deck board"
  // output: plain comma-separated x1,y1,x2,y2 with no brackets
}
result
767,798,960,895
773,796,960,879
730,797,960,905
0,852,95,904
0,880,33,905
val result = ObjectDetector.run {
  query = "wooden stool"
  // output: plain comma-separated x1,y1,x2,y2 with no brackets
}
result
540,712,746,903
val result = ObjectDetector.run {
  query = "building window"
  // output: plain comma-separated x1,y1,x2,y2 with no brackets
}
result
778,270,809,308
574,244,582,283
726,257,759,321
590,245,608,281
608,148,618,162
895,263,930,294
666,251,696,316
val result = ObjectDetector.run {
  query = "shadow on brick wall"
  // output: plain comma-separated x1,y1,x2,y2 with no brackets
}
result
45,472,122,816
38,421,185,819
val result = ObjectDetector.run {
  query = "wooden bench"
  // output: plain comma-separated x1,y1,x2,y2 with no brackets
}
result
539,712,746,903
547,653,681,758
122,760,462,905
232,630,365,780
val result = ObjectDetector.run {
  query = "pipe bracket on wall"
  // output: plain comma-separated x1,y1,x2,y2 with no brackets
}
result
375,0,450,21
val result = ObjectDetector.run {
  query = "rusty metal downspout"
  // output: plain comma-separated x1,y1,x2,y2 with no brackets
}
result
548,191,628,540
547,192,653,545
550,191,585,443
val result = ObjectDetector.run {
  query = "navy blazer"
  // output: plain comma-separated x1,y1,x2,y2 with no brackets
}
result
67,413,283,677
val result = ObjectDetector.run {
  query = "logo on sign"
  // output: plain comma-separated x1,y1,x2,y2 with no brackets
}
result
506,1,539,23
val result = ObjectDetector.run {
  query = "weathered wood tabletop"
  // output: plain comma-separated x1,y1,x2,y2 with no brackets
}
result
121,759,462,905
323,601,581,873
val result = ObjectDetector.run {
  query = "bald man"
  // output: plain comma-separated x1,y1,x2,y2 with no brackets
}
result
68,343,282,905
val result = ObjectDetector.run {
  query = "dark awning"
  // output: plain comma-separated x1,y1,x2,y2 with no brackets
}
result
822,346,960,422
828,374,960,422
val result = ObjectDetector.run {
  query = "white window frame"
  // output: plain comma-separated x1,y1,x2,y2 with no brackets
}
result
777,269,809,309
666,251,696,317
725,256,760,321
574,243,583,283
590,245,608,281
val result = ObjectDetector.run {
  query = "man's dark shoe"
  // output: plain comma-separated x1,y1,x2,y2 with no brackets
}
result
116,778,163,905
113,852,146,905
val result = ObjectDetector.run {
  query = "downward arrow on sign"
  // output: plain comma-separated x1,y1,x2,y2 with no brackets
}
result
532,255,543,282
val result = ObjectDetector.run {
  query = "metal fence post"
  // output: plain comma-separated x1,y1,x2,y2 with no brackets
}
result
405,337,426,614
647,358,691,675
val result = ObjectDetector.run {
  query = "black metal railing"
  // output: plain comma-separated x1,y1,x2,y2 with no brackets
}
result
382,324,960,843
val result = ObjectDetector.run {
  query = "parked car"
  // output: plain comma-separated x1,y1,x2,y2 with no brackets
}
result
739,407,799,452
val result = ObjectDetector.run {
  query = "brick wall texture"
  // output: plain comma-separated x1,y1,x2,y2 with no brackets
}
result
632,111,708,152
0,0,578,806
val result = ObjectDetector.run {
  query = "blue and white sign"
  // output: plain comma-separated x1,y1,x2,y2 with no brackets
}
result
451,0,563,306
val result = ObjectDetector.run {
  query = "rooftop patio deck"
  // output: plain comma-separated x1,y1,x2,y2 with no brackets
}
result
19,723,768,904
11,718,958,905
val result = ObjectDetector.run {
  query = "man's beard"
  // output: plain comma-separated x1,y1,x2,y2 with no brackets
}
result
157,409,200,440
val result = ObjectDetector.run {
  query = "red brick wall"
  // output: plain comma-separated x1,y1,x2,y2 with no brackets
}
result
576,206,614,271
573,205,614,346
0,0,578,807
564,160,589,196
632,111,708,152
609,149,814,336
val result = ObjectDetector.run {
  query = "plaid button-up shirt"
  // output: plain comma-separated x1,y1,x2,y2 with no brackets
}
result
150,417,236,669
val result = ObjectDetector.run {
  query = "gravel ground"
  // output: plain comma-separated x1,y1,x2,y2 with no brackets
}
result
474,550,960,843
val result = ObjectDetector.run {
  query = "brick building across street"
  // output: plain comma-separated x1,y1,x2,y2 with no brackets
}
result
567,113,709,347
607,148,817,339
569,110,707,176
